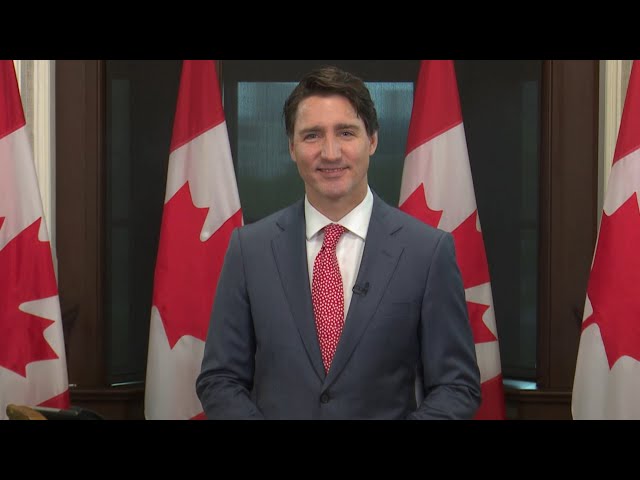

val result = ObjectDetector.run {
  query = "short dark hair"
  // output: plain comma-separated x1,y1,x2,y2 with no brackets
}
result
283,65,379,139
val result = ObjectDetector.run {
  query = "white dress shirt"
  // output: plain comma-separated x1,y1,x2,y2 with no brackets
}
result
305,187,373,321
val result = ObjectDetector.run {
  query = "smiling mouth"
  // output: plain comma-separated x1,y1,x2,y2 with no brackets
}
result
317,167,347,173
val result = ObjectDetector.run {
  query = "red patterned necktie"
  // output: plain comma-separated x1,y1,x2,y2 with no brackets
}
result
312,223,347,373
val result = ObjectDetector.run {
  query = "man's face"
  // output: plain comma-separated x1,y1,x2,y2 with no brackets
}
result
289,94,377,213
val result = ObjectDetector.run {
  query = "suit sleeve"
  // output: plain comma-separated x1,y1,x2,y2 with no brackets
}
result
407,232,482,420
195,228,264,419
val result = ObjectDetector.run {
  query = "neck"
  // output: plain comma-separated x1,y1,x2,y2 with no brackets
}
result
307,188,368,222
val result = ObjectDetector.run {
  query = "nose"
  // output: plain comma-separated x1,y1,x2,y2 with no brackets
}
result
321,137,341,161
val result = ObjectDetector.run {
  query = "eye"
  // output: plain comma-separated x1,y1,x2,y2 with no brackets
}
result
340,130,355,137
304,133,318,140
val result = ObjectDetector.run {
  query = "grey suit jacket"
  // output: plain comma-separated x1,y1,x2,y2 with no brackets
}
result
196,192,481,419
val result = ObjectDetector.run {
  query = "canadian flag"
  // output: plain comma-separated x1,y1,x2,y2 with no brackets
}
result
399,60,505,419
144,60,242,419
0,60,69,419
572,60,640,419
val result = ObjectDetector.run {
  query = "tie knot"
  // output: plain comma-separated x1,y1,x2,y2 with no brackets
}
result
322,223,346,251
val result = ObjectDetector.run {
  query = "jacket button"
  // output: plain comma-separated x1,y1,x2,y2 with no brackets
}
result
320,393,330,404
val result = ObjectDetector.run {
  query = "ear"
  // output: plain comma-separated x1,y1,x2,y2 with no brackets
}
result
369,131,378,156
289,138,297,162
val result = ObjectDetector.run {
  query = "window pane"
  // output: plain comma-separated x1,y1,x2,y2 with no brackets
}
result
367,82,414,205
236,82,301,223
105,60,181,385
456,60,542,379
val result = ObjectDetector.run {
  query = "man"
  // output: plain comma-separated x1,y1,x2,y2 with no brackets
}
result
196,65,481,419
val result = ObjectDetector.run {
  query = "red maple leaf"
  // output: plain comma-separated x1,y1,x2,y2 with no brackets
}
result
152,182,242,348
451,210,491,289
399,183,443,227
582,193,640,368
0,217,59,377
451,211,496,343
467,301,495,343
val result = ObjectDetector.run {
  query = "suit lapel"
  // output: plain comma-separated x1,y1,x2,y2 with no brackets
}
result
326,195,404,385
271,201,325,380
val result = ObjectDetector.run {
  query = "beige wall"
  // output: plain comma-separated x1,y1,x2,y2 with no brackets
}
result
13,60,56,264
599,60,633,219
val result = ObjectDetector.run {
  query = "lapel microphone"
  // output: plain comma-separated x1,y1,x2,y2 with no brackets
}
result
352,282,370,296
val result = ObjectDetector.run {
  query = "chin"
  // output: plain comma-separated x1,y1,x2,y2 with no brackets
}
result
318,185,350,200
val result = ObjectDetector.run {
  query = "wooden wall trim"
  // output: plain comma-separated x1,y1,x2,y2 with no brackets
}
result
537,60,599,390
505,387,572,420
70,386,144,420
538,60,553,387
56,60,106,387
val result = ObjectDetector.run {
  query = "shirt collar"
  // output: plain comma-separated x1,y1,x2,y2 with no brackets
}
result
304,186,373,241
